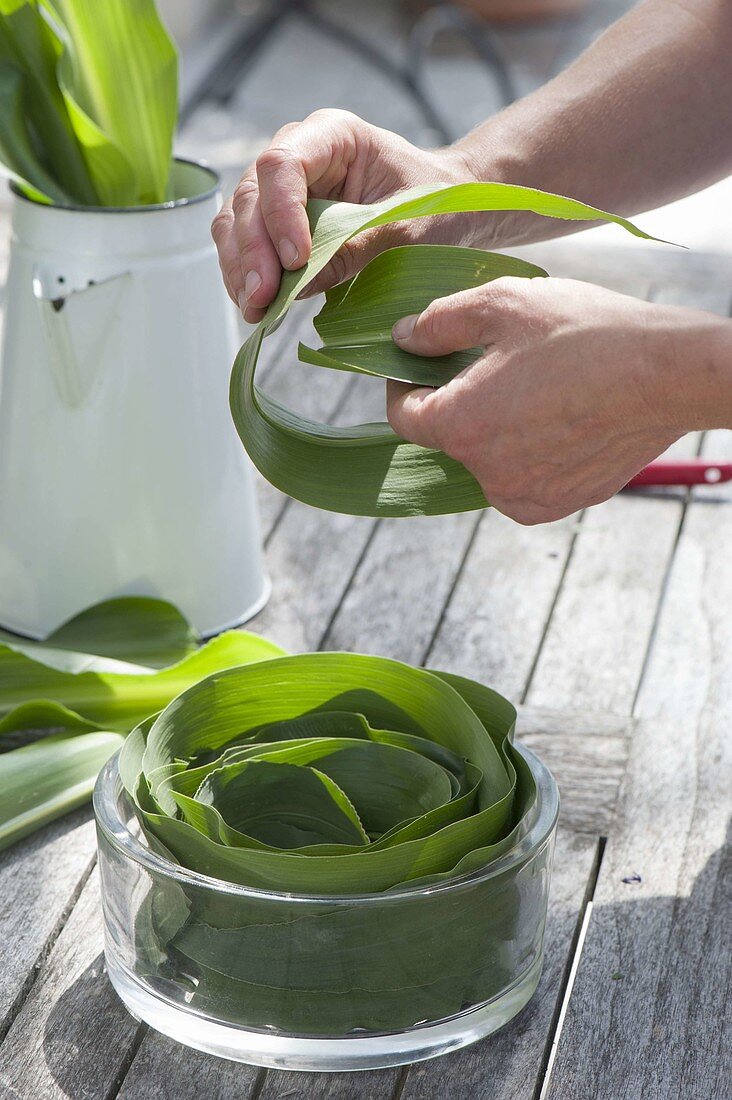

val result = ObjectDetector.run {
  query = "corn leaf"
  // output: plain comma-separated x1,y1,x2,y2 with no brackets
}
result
0,729,123,850
41,595,198,668
0,59,68,203
231,182,663,517
0,0,96,203
43,0,178,204
121,651,545,1033
0,597,285,848
0,625,283,736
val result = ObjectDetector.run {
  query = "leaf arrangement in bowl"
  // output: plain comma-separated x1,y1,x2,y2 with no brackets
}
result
231,182,662,518
120,652,533,894
0,0,177,206
111,650,553,1034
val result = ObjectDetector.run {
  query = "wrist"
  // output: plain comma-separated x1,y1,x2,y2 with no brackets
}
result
650,307,732,432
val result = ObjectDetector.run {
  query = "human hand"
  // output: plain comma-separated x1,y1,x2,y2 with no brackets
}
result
211,109,475,323
387,277,690,525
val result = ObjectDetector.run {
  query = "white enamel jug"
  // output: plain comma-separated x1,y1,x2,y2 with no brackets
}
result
0,160,269,638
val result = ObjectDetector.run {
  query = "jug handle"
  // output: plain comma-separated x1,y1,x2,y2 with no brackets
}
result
32,268,130,407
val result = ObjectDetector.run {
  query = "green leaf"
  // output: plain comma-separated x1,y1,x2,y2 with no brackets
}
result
122,650,547,1035
121,651,526,894
0,597,286,847
230,182,665,517
0,596,284,739
196,761,369,849
0,59,68,203
0,0,97,203
0,729,123,850
43,0,178,204
299,244,547,387
42,596,198,668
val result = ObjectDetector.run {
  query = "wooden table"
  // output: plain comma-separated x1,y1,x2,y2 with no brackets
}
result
0,239,729,1100
0,5,730,1096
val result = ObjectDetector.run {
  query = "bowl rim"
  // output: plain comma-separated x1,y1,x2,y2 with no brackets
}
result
94,742,559,906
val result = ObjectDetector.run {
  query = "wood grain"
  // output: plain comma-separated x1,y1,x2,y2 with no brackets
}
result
525,492,686,715
0,869,140,1100
426,509,576,701
117,1036,261,1100
547,500,732,1099
0,810,95,1040
517,706,630,837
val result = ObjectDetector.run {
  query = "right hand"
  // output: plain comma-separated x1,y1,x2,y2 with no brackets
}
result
211,109,476,323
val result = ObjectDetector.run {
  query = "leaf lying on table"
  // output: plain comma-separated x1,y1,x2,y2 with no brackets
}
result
0,729,123,850
0,596,283,851
120,652,546,1032
231,181,664,517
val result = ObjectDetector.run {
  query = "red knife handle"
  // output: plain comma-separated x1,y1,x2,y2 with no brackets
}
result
626,459,732,488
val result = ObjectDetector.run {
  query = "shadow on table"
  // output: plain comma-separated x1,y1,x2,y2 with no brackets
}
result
41,833,728,1099
42,951,141,1099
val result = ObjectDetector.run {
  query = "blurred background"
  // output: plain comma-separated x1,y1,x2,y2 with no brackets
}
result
153,0,730,256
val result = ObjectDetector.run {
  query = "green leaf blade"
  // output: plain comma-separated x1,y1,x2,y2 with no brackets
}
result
230,183,669,518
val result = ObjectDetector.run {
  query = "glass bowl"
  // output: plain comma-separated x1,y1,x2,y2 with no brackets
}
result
94,744,558,1072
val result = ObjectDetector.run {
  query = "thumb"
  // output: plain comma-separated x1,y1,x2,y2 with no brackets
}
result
392,285,496,357
386,380,442,451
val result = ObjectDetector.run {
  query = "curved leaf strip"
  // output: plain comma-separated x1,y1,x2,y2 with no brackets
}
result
230,183,664,517
121,651,532,894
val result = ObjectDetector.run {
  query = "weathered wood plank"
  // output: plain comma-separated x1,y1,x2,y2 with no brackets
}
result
117,1036,260,1100
0,810,95,1041
258,1066,401,1100
426,509,576,702
517,706,630,837
525,492,685,715
0,869,140,1100
248,376,382,653
323,509,480,663
546,499,732,1099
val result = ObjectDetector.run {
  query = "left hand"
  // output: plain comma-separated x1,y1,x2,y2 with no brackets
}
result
387,277,684,525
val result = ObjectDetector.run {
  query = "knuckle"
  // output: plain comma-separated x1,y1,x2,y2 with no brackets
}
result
388,396,431,443
231,177,258,216
418,302,443,344
273,120,301,141
510,506,545,527
220,258,243,290
308,107,359,127
486,276,527,316
325,241,356,286
256,144,296,177
210,207,232,243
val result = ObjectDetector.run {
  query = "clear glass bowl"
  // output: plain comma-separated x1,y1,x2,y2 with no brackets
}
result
94,745,558,1071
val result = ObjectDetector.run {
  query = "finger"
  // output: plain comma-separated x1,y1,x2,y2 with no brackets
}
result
255,110,370,273
386,380,442,451
230,172,282,312
210,197,245,306
392,282,514,357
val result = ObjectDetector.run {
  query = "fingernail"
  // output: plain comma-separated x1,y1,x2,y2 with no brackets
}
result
278,238,299,268
244,269,262,302
393,315,418,342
